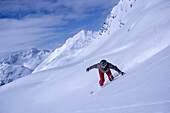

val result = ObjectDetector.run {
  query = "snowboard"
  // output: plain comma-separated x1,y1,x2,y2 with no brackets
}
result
89,73,122,96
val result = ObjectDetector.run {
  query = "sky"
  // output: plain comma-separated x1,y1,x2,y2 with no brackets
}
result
0,0,119,56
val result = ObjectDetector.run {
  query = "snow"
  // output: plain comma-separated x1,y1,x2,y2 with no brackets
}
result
0,0,170,113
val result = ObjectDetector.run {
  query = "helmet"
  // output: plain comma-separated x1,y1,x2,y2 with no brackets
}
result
100,59,107,68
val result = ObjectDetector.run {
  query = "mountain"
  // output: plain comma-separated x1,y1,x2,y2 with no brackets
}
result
33,30,98,73
99,0,134,35
0,48,51,86
0,0,170,113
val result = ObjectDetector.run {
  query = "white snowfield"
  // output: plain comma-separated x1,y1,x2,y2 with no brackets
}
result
0,0,170,113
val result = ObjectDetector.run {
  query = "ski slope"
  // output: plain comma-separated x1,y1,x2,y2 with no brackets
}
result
0,0,170,113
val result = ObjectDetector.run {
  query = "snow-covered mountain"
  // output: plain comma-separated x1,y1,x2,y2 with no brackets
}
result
99,0,135,35
0,0,170,113
0,48,51,86
33,30,98,73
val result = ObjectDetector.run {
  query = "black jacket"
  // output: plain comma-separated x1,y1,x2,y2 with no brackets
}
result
87,62,121,73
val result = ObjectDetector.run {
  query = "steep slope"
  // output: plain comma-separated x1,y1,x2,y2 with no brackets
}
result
99,0,136,35
0,46,169,113
92,0,170,70
0,48,51,86
0,0,170,113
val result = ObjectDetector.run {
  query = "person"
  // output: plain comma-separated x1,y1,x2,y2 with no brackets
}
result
86,59,125,86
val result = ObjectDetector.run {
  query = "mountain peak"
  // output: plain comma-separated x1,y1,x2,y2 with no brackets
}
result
29,48,40,53
33,30,98,73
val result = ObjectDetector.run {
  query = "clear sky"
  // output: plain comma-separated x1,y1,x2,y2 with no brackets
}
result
0,0,119,56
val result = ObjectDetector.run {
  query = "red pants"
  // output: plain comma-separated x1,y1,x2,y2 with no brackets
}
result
99,70,114,86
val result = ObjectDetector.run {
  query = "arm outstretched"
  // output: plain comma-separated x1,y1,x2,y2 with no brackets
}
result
86,63,99,72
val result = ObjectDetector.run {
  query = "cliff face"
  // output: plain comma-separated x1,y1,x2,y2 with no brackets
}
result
99,0,136,35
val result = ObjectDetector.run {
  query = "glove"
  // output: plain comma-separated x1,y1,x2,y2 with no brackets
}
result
86,68,90,72
120,71,125,75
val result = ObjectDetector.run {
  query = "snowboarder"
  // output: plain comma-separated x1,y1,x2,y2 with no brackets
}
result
86,59,125,86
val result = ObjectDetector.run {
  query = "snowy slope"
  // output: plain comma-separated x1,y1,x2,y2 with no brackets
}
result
0,0,170,113
0,46,169,113
0,48,51,86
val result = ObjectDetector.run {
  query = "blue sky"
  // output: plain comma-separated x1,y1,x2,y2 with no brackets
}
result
0,0,119,55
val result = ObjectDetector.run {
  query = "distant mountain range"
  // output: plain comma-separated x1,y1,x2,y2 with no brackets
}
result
0,48,51,86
